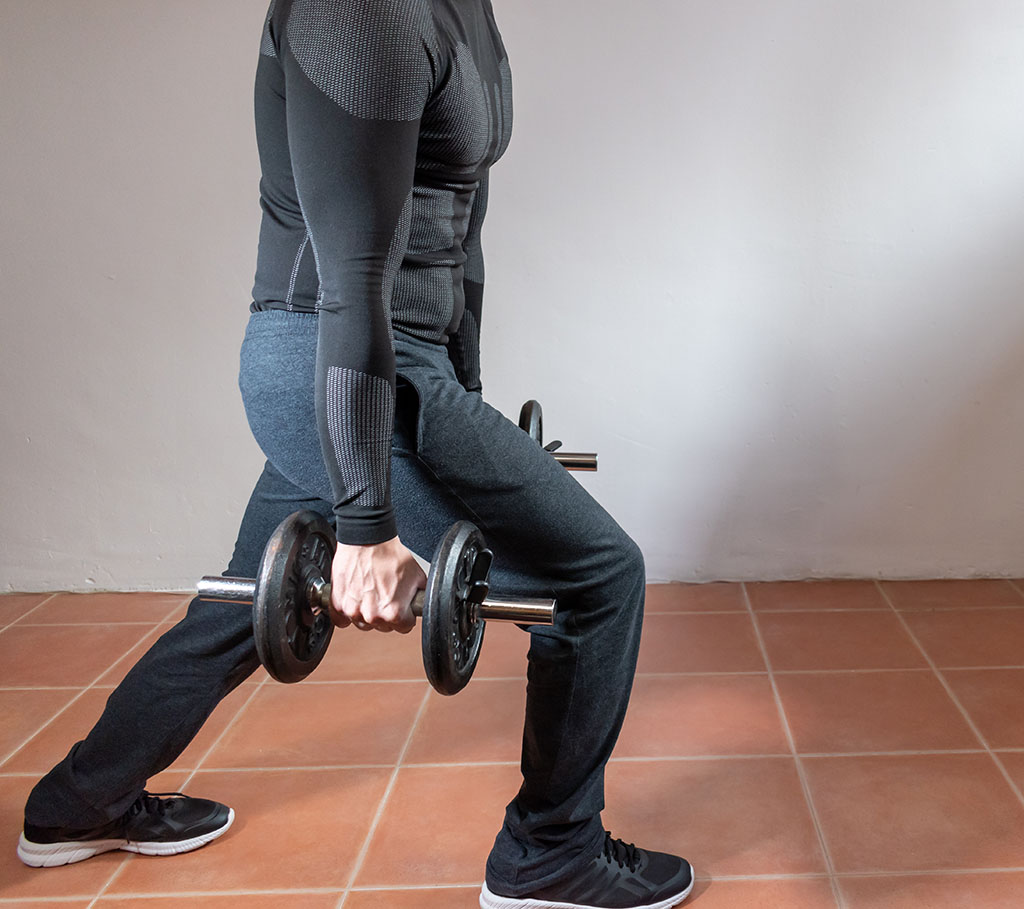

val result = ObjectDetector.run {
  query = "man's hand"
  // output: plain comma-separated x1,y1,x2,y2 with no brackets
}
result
329,536,426,633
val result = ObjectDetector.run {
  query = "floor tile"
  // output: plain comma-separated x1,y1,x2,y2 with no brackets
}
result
1,684,257,775
312,622,426,682
747,580,886,612
997,752,1024,791
0,689,81,766
0,625,155,687
346,890,482,909
645,582,745,612
168,683,262,772
1,688,116,775
944,669,1024,748
803,754,1024,873
758,612,926,671
204,681,424,768
613,675,789,757
0,593,51,627
18,592,186,625
604,758,827,876
775,671,978,754
0,775,124,900
880,579,1023,610
840,871,1024,908
902,609,1024,667
637,614,766,674
356,763,522,886
94,895,341,908
163,601,190,624
405,678,526,765
93,622,176,687
106,767,391,893
473,621,532,678
687,877,838,908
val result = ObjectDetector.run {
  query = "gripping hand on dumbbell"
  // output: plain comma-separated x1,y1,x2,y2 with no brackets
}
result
329,537,425,634
198,512,556,694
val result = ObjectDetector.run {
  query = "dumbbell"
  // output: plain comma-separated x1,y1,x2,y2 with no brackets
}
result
197,510,555,695
519,399,598,471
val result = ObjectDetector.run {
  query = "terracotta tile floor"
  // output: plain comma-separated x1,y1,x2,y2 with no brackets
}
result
1,580,1023,908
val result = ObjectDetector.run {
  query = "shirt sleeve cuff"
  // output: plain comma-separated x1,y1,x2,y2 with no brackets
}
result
333,506,399,546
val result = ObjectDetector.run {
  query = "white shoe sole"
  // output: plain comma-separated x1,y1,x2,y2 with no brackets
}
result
17,808,235,868
479,864,695,909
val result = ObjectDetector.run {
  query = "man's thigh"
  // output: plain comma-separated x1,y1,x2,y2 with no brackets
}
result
391,370,632,598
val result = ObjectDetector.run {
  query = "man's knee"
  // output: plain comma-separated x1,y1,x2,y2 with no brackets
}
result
600,529,646,595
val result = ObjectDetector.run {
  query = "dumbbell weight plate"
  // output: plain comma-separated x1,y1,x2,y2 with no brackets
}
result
422,521,488,696
253,510,336,684
519,399,543,445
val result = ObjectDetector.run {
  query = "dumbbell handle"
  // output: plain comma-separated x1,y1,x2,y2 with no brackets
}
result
197,576,556,626
551,452,597,471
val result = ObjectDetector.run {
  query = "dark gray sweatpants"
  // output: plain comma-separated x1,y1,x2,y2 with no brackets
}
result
25,310,647,895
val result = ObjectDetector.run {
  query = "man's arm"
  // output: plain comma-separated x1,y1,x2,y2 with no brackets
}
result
277,0,439,544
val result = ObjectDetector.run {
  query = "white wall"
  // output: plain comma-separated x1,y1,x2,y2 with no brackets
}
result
2,0,1023,591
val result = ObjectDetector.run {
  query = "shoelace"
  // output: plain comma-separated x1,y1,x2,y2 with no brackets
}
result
602,832,641,872
126,791,184,820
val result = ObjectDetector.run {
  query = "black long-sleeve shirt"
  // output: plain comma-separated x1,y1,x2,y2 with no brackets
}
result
251,0,512,544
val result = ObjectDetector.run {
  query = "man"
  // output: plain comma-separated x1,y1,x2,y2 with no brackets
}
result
19,3,693,907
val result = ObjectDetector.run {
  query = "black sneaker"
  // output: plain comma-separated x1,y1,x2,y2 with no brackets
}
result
17,791,234,868
480,832,694,909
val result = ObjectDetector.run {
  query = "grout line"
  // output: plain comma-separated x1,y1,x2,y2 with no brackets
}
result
337,684,433,908
653,605,1024,615
0,685,89,691
346,883,487,891
188,762,396,773
4,743,1016,781
86,857,133,909
8,665,1024,695
613,748,991,761
887,604,1024,612
78,889,351,904
786,749,989,760
874,581,1024,813
11,868,1024,904
0,623,168,769
0,592,60,633
1,593,188,632
289,677,453,685
702,867,1024,880
179,677,270,789
13,621,171,628
1,900,107,906
834,866,1024,878
18,665,1024,692
740,582,846,909
647,607,894,616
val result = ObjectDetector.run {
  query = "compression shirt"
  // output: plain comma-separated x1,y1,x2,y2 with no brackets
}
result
250,0,512,545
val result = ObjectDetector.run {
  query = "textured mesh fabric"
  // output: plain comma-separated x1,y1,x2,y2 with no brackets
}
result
259,4,277,59
287,0,436,120
516,837,694,908
419,42,492,165
325,368,395,509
